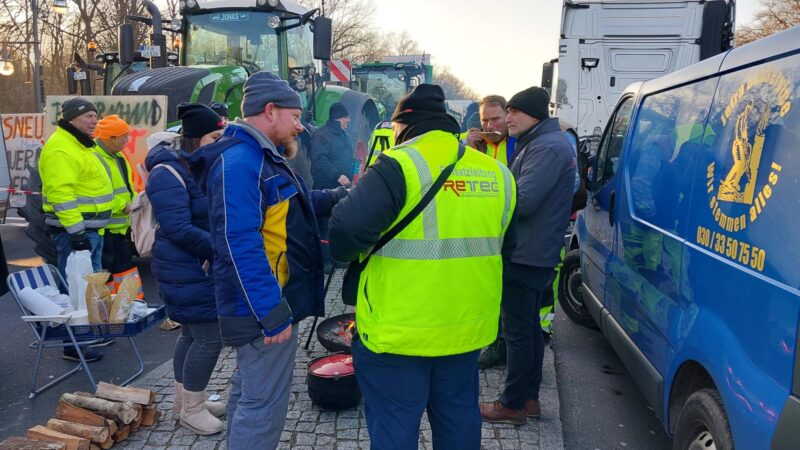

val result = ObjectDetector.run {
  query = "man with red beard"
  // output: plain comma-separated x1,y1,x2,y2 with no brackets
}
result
189,72,347,449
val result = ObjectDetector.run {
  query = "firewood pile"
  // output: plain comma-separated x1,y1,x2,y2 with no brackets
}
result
0,382,159,450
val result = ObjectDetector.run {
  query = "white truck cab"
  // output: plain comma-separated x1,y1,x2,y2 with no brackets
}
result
543,0,735,138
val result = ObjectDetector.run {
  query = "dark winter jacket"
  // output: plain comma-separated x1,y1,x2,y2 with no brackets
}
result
310,119,355,189
508,117,576,268
189,119,345,347
145,144,215,323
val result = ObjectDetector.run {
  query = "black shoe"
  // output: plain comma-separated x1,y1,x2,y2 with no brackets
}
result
63,347,103,362
88,338,115,348
478,339,507,369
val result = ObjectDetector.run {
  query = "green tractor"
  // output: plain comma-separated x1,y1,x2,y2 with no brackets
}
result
351,58,433,119
349,57,433,165
91,0,379,183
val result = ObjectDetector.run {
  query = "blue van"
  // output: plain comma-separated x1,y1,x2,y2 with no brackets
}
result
561,25,800,449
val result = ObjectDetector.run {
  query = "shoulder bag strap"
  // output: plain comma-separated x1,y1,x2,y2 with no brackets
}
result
152,163,187,190
365,142,466,259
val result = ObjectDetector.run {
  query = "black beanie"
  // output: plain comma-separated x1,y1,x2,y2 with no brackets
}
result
507,87,550,121
177,103,224,139
61,97,98,122
391,84,450,125
208,102,229,118
329,102,349,120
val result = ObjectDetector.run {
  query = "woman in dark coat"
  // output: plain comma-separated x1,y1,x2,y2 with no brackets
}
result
145,103,225,436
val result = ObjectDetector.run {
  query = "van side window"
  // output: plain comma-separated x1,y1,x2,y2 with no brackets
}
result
627,78,717,234
597,97,634,188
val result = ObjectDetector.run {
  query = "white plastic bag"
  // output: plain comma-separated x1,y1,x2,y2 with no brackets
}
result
66,250,93,312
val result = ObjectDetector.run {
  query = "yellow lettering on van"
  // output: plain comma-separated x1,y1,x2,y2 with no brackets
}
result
771,162,782,172
768,172,778,185
780,101,791,117
750,205,757,222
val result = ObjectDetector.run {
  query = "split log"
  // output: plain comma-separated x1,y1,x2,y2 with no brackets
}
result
45,420,109,444
96,437,113,450
94,382,154,406
111,425,129,443
89,445,99,450
140,407,158,426
54,401,106,428
128,405,142,432
25,426,89,450
0,437,66,450
60,394,138,425
103,421,117,437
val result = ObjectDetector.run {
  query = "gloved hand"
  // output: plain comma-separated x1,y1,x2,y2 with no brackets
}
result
328,185,349,204
69,232,91,251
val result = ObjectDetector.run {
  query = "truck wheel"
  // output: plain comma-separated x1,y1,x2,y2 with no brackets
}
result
673,389,733,450
557,249,596,328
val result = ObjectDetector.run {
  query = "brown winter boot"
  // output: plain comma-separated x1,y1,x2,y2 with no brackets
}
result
479,401,527,425
180,390,223,435
523,399,541,419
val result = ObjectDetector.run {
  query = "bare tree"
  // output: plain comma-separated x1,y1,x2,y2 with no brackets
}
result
0,0,178,113
390,31,421,56
736,0,800,45
434,67,478,100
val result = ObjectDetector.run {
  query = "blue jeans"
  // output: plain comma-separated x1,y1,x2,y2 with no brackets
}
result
51,230,104,279
226,327,298,450
173,321,222,392
352,337,482,450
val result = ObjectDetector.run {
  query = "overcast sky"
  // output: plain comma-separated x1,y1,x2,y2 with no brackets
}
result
373,0,759,99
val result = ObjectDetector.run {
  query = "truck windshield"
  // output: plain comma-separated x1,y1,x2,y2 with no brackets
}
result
185,11,280,73
354,70,406,114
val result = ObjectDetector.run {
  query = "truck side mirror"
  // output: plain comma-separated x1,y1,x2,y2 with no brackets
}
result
541,61,555,94
313,17,333,61
119,24,135,66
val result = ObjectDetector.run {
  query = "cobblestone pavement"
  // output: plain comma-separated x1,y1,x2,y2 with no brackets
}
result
116,272,563,450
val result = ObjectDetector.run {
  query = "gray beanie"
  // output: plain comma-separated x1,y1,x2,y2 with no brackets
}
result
241,72,303,117
61,97,98,121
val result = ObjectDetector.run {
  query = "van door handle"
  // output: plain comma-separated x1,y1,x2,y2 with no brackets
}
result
608,190,616,226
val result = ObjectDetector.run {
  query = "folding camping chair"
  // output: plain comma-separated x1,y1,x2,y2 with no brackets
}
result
6,264,161,398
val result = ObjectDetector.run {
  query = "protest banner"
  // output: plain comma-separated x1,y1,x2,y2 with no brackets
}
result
1,113,46,211
45,95,168,192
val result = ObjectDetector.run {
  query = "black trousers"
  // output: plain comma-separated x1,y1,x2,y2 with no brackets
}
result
500,262,555,409
101,231,136,275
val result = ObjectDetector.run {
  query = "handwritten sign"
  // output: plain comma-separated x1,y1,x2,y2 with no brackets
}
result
46,95,168,192
1,113,46,209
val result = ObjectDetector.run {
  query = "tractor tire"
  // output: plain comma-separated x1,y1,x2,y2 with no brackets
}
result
557,249,596,328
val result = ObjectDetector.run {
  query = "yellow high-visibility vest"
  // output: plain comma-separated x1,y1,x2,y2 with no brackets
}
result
40,127,114,234
356,130,517,356
95,141,135,234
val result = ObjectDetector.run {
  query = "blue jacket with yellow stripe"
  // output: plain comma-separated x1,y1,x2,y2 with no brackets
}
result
190,120,339,347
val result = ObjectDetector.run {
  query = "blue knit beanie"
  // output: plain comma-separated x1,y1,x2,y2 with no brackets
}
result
241,72,303,117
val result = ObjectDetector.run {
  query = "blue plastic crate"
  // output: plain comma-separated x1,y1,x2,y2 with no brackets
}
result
39,305,166,340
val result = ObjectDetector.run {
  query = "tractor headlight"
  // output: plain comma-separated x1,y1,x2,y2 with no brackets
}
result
257,0,268,6
186,0,198,8
267,16,281,29
268,0,280,7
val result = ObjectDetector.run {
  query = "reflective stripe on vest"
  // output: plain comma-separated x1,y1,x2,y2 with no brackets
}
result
356,131,517,357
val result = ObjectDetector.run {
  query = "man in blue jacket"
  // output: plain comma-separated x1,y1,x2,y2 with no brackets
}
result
190,72,346,449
